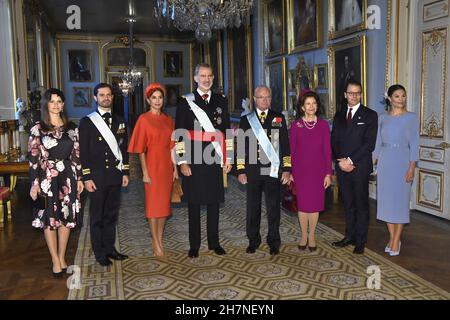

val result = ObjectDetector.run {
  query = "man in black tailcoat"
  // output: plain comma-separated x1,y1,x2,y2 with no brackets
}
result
175,64,233,258
236,85,292,256
79,83,130,266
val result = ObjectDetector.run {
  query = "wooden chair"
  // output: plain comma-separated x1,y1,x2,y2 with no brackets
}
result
0,186,12,226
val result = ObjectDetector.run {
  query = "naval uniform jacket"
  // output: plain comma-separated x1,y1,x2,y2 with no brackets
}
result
236,109,291,180
175,91,232,204
79,111,130,186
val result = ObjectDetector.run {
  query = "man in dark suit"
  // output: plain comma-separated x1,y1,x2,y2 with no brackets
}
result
79,83,130,266
237,85,292,256
331,80,378,254
175,63,233,258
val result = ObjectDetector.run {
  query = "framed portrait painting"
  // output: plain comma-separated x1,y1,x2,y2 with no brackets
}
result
73,87,91,107
163,51,183,77
317,92,330,118
165,84,183,107
263,0,285,57
68,50,93,82
328,36,367,116
314,64,328,90
287,0,323,53
265,57,287,112
228,25,253,114
328,0,367,39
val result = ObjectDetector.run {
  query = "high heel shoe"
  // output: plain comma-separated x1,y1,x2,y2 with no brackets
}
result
384,244,391,253
308,245,317,252
389,242,401,256
51,266,64,278
298,240,308,251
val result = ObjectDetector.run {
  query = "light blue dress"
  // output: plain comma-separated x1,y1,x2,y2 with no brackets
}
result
373,112,419,223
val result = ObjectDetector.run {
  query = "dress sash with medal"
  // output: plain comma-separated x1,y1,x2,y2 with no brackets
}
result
87,112,123,171
184,93,225,166
244,110,280,178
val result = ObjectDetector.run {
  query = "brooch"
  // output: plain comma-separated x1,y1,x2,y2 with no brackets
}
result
216,107,222,114
297,122,303,128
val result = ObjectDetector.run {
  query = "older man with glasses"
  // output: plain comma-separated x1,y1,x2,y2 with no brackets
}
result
236,85,292,256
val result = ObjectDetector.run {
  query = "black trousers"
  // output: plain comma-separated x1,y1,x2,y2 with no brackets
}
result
246,178,281,249
337,169,370,247
188,203,220,250
89,185,122,260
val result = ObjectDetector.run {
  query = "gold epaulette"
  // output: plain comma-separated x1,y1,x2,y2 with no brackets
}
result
283,156,292,168
82,168,91,175
225,138,234,151
237,158,245,170
175,141,185,155
123,164,130,170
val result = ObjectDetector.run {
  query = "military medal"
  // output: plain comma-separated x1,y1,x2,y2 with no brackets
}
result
216,117,222,125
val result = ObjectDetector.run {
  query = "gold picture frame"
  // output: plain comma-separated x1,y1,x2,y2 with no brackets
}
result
287,0,323,54
265,57,287,112
228,25,253,114
72,87,92,108
163,51,183,78
206,31,224,94
314,63,328,90
328,36,367,116
288,69,297,92
263,0,285,57
328,0,367,40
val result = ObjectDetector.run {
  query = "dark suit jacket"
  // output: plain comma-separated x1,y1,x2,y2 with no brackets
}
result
79,111,129,186
174,91,231,204
237,109,291,181
331,105,378,175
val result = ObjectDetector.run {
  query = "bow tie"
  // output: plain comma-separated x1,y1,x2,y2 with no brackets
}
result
102,113,111,119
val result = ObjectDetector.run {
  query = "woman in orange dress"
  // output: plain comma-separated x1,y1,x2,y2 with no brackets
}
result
128,83,178,257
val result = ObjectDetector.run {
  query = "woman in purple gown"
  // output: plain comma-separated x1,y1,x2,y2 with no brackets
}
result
290,91,332,252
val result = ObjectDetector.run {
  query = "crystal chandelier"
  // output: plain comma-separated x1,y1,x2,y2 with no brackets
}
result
154,0,254,42
119,17,142,97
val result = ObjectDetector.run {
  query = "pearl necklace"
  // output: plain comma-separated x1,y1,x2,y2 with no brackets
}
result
302,117,317,130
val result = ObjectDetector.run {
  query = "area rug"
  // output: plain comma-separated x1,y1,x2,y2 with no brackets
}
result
68,177,450,300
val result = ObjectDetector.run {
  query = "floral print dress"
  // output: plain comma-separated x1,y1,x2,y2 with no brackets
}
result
28,122,82,229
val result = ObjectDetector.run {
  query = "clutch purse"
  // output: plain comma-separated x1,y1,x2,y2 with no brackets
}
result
171,179,184,203
33,194,48,210
281,182,298,213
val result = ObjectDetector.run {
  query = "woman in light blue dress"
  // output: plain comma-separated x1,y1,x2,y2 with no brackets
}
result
373,84,419,257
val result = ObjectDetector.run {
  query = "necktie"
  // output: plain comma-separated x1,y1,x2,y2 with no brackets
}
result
102,113,112,128
346,108,353,124
201,93,209,104
260,111,266,124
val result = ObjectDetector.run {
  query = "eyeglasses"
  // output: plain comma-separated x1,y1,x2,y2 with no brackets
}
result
255,96,272,100
346,92,362,97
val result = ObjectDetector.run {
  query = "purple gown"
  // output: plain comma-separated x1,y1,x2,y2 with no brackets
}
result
290,118,332,213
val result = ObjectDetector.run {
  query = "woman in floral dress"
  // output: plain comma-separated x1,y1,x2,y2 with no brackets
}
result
28,88,84,277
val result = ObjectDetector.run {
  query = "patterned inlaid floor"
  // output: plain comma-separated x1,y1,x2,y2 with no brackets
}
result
68,177,450,300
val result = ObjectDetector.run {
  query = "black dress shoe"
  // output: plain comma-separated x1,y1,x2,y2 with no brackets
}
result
51,266,64,278
188,248,199,258
353,246,365,254
246,246,257,254
106,251,129,261
212,246,226,255
97,257,112,266
269,247,280,256
298,241,308,251
332,238,355,248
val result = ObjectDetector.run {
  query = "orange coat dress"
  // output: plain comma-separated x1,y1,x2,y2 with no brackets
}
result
128,112,174,218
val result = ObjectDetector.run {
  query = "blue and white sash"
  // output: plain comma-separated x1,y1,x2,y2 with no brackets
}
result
246,111,280,178
185,93,224,166
87,112,123,171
